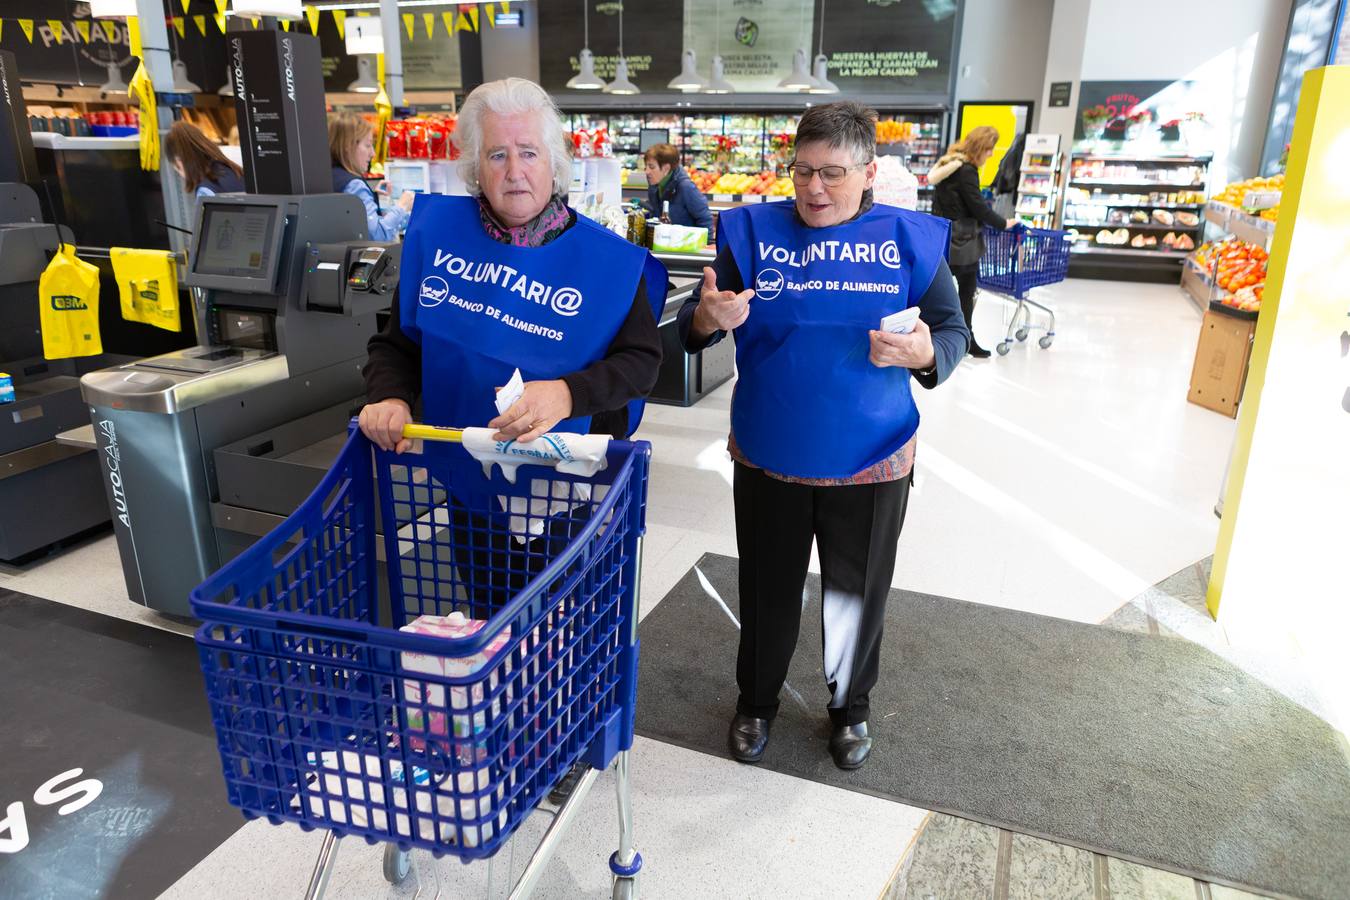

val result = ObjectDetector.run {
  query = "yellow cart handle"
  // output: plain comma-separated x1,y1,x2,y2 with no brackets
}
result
401,423,464,443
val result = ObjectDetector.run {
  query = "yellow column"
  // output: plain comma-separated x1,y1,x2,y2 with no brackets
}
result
1208,66,1350,732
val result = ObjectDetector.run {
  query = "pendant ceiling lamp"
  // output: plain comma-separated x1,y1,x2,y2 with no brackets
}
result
348,56,380,93
566,1,605,90
603,3,639,94
99,62,129,94
778,0,820,90
702,0,735,94
807,1,839,94
171,59,201,93
668,2,706,92
668,49,706,92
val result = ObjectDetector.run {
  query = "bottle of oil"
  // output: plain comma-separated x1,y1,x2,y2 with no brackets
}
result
660,199,672,225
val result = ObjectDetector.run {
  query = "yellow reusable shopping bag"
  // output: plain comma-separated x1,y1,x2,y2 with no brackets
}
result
38,244,103,360
111,248,181,333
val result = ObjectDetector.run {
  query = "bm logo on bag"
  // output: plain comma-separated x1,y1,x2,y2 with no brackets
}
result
50,294,90,311
754,268,785,300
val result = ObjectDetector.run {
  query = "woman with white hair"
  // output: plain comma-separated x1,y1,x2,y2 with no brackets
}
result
360,78,664,450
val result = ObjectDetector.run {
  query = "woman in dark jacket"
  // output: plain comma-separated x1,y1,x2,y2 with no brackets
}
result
643,143,713,238
929,126,1008,358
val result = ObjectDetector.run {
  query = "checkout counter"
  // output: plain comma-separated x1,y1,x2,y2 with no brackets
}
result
79,193,400,616
0,183,113,560
649,251,735,407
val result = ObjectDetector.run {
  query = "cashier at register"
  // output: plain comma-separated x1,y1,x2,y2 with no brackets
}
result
642,143,713,237
359,78,662,450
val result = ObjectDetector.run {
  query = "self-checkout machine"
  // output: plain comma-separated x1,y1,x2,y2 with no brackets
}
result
80,23,401,616
0,50,118,560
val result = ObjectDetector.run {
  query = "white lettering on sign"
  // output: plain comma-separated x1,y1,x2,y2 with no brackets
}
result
0,770,105,855
429,249,583,317
756,239,903,271
97,419,131,528
281,36,296,103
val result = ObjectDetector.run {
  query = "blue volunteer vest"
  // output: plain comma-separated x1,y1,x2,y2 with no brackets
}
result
399,194,659,437
719,201,949,479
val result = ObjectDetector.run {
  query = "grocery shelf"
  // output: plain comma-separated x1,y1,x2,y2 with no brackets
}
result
1072,154,1213,163
1021,166,1055,174
1070,179,1205,189
1067,202,1204,210
1071,245,1190,257
1018,190,1051,195
1064,221,1203,231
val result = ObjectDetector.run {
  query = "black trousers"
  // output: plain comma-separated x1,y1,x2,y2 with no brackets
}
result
733,462,912,727
952,263,980,338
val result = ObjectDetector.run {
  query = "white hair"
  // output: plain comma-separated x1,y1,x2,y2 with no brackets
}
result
455,78,572,197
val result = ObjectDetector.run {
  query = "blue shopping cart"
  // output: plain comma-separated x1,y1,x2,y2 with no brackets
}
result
977,223,1074,355
190,422,651,899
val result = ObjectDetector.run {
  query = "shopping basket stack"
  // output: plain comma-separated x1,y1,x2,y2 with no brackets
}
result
190,423,650,898
977,223,1074,355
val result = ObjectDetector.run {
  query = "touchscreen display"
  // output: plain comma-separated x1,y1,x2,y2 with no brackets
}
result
194,204,278,278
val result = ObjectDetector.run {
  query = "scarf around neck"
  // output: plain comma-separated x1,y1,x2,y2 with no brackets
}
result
477,193,572,247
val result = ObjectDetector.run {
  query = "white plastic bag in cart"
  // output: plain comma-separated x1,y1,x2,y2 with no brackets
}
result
298,749,505,848
460,427,609,541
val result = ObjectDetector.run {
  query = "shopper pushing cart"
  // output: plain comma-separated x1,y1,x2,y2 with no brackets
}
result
192,422,651,898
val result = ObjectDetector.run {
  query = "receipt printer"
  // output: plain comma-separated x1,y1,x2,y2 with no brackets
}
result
302,242,401,316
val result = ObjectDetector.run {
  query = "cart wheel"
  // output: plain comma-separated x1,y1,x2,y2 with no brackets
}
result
612,876,638,900
1015,328,1030,342
1038,336,1054,349
996,342,1011,356
383,845,412,885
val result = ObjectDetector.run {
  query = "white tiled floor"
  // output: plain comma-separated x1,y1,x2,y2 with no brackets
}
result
1,277,1244,898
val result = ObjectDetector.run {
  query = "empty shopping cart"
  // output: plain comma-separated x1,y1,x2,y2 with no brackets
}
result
191,422,651,899
977,223,1073,355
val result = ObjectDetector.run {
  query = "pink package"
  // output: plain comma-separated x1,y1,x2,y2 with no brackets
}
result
400,613,512,756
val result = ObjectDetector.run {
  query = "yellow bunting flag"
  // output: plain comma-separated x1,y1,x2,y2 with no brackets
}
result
193,14,207,36
213,13,226,32
423,12,436,39
214,0,227,14
305,5,320,33
180,0,191,12
280,19,290,30
75,20,92,43
442,11,457,35
173,17,186,39
19,20,35,44
402,13,415,41
332,9,347,39
48,21,65,44
127,16,143,57
100,20,117,42
468,8,480,31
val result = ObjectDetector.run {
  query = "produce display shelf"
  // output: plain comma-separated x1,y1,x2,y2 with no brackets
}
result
1067,202,1203,210
1064,221,1203,232
1072,154,1213,163
1204,201,1276,246
1071,245,1190,257
1070,179,1205,189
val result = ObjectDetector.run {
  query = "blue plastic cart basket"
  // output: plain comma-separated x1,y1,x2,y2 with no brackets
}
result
976,223,1073,355
191,424,650,899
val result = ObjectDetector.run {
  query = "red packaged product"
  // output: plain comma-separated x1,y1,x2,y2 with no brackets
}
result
427,120,447,160
387,121,407,159
407,121,429,159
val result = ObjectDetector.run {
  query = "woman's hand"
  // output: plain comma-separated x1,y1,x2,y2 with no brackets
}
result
693,266,753,338
869,317,937,370
359,398,413,453
396,190,416,212
489,380,573,443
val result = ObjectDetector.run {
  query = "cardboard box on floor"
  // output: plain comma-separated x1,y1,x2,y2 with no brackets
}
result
1188,308,1255,417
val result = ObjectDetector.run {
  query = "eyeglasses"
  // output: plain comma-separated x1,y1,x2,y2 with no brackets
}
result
786,162,870,187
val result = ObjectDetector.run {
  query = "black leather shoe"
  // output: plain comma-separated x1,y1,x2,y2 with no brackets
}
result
727,714,771,763
969,343,992,359
829,722,872,770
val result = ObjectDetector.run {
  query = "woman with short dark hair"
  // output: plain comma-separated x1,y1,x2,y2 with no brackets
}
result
643,142,712,237
679,100,969,770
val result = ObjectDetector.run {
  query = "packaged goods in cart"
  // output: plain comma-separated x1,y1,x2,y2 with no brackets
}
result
399,612,513,757
0,373,13,404
299,749,504,847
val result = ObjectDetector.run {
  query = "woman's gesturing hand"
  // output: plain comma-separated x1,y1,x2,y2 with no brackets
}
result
868,317,937,370
694,266,754,335
359,398,413,454
488,380,574,443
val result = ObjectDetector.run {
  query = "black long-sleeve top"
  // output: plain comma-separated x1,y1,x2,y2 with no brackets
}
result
363,212,662,438
931,162,1008,231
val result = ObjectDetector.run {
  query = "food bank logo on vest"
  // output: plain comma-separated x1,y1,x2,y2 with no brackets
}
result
422,249,584,317
51,295,89,311
755,268,785,300
757,239,903,271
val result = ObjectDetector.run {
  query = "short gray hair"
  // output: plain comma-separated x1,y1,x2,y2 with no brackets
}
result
793,101,878,164
455,78,572,196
